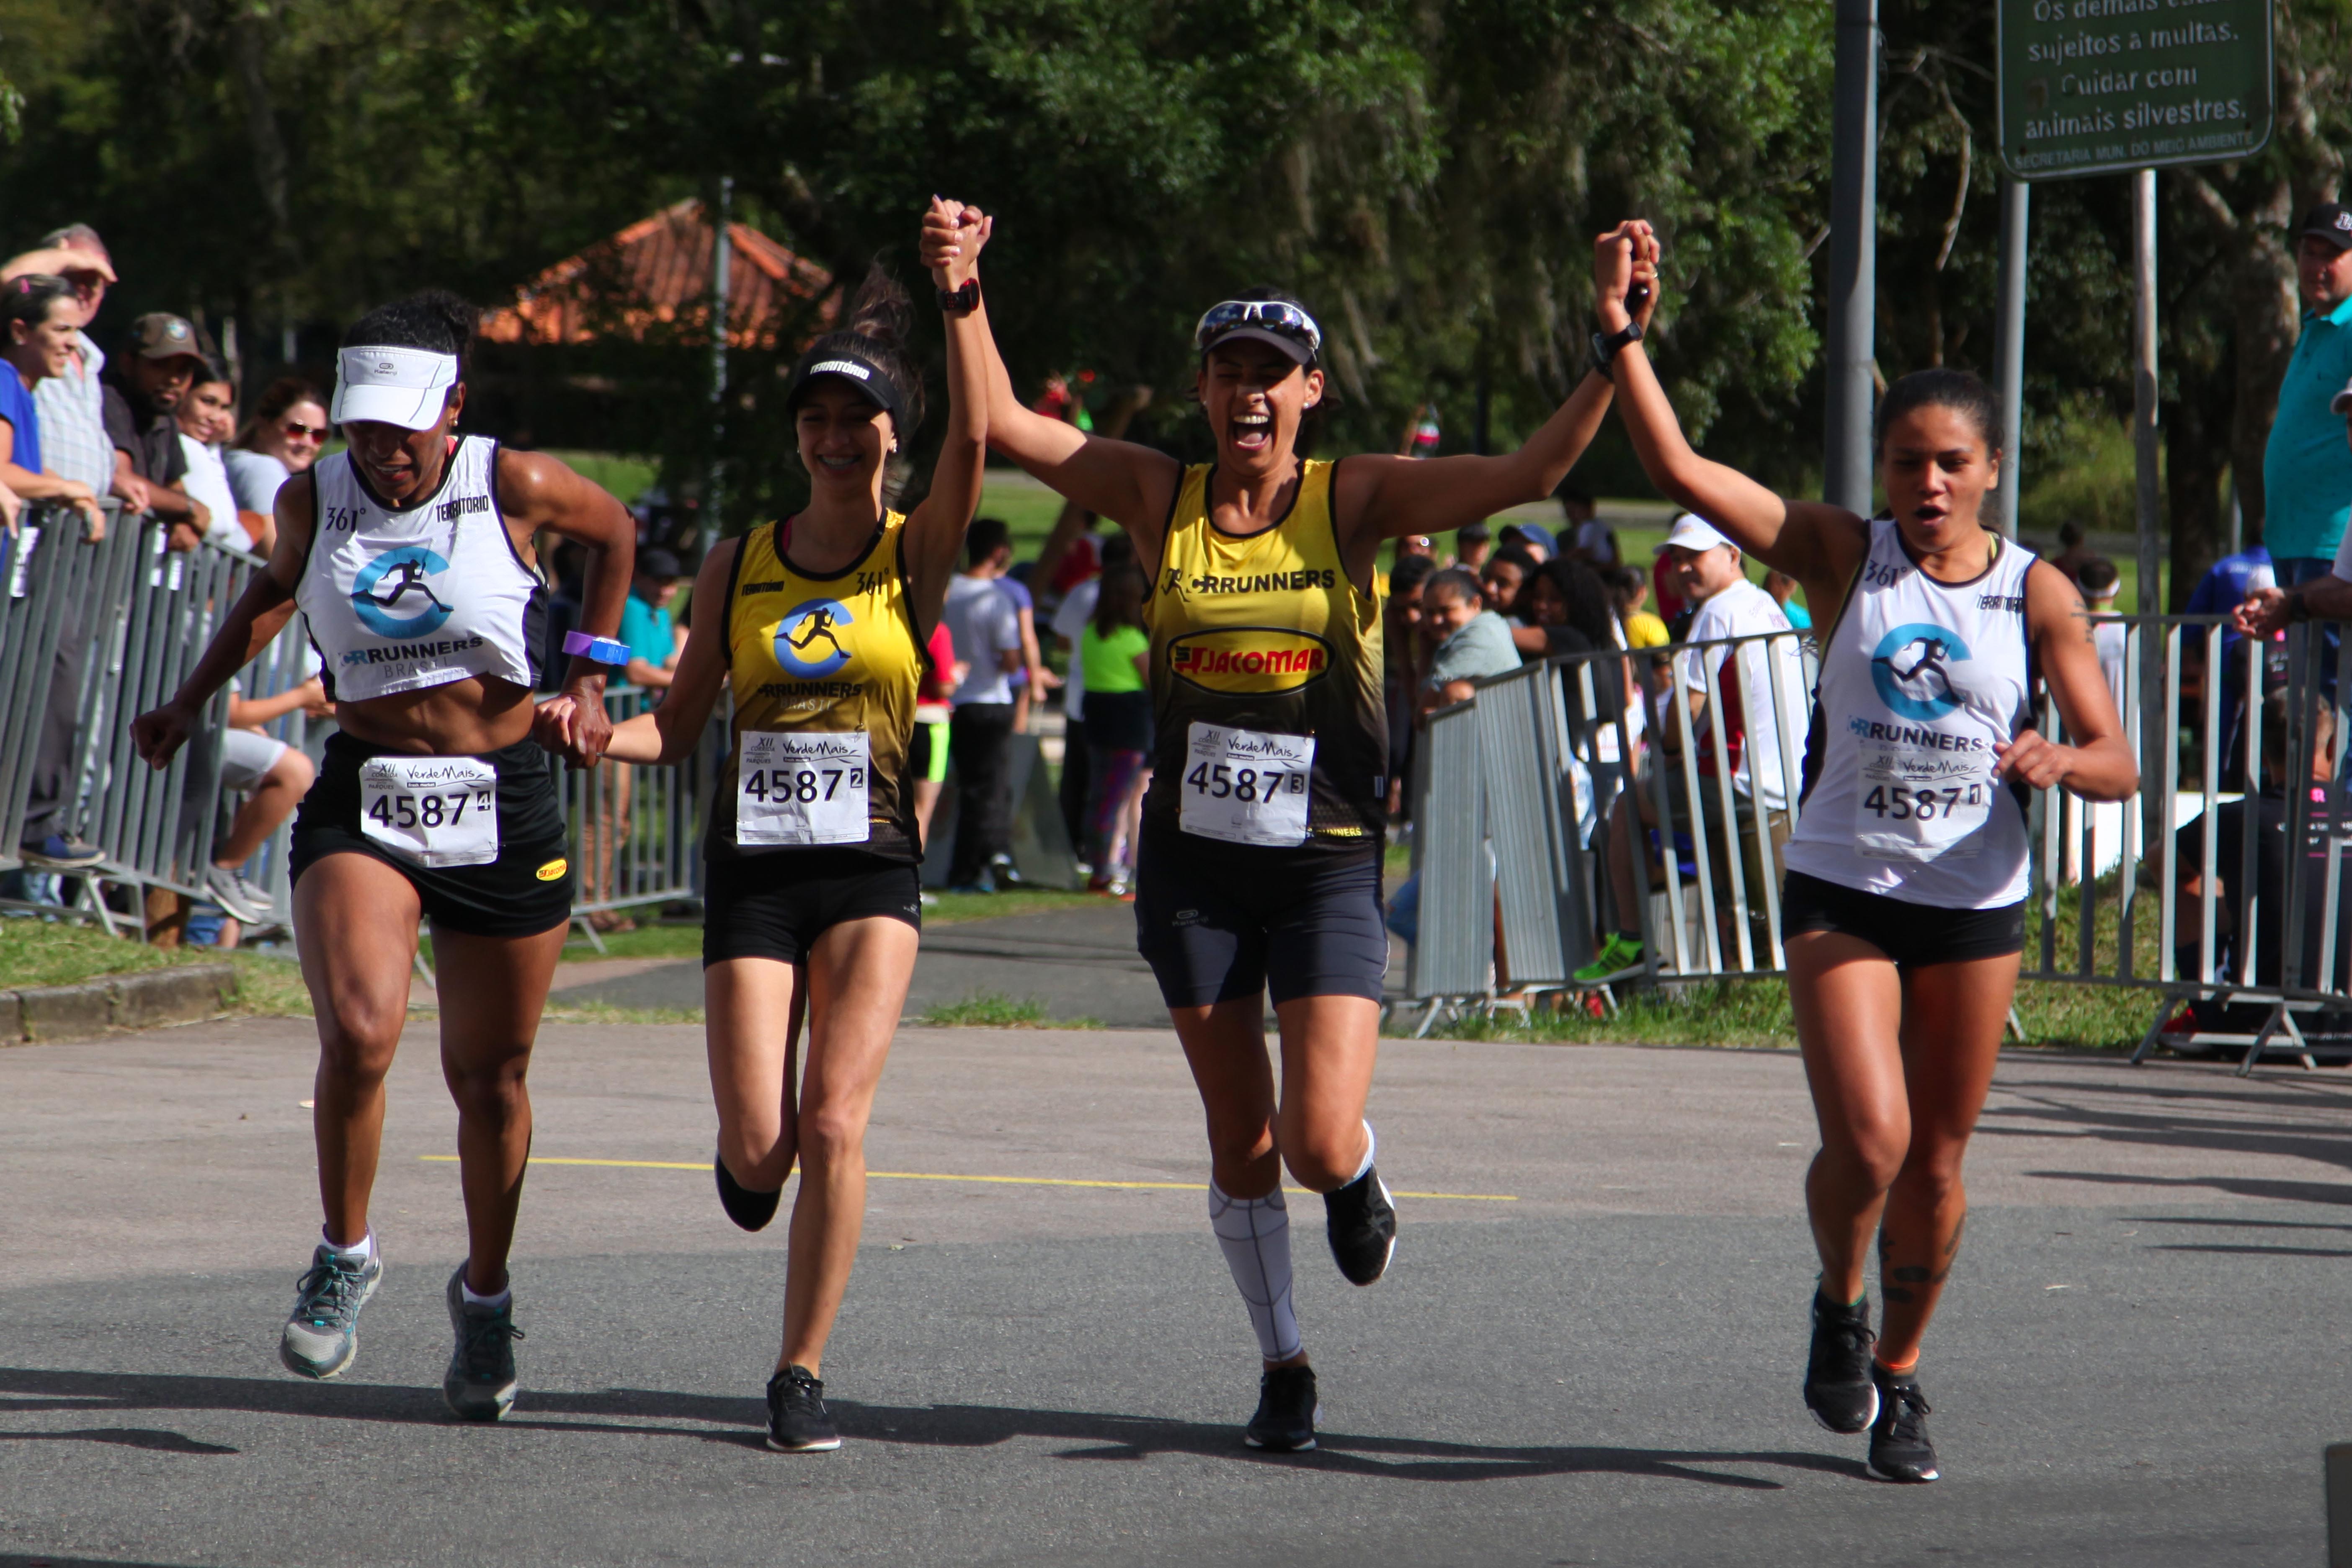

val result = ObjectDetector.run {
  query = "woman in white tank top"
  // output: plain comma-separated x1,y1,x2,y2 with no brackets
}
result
130,290,636,1424
1595,224,2136,1484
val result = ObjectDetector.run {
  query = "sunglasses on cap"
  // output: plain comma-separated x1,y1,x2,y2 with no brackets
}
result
1193,299,1323,360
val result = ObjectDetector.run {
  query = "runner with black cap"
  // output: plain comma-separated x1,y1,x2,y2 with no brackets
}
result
922,200,1645,1451
131,289,634,1422
601,224,988,1454
1595,220,2137,1483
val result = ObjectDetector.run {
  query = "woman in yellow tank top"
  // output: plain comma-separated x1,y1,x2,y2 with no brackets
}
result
603,226,988,1453
923,201,1657,1450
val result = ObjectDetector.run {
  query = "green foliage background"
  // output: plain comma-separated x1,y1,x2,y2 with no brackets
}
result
5,0,2349,561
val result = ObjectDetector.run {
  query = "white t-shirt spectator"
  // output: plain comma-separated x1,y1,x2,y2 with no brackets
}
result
1681,575,1810,810
1572,518,1619,567
179,434,247,549
943,573,1022,706
1052,578,1101,722
2092,612,2128,718
225,449,292,516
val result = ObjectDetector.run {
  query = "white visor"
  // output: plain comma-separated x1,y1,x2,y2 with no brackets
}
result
331,346,459,431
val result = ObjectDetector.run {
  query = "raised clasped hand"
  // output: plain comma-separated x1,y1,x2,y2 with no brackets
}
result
922,196,991,290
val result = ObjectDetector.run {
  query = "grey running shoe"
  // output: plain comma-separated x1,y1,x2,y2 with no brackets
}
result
204,864,271,925
442,1266,524,1422
766,1364,841,1452
279,1242,382,1380
1803,1290,1880,1434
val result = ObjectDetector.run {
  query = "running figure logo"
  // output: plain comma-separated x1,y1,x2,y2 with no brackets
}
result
774,598,855,678
351,546,456,638
1869,622,1972,722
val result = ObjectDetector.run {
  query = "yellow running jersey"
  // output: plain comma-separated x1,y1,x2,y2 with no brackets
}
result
710,512,926,861
1145,460,1387,843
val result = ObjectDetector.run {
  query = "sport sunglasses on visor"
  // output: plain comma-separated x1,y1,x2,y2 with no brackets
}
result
1193,299,1323,358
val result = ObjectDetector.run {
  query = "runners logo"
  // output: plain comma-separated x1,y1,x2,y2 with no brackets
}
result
1868,622,1971,722
774,598,854,678
351,546,456,638
1166,626,1332,695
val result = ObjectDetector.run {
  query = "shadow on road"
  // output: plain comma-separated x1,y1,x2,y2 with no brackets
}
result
0,1366,1857,1487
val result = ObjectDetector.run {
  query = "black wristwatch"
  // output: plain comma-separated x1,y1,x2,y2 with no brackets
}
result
938,279,980,315
1589,319,1643,381
2289,588,2313,624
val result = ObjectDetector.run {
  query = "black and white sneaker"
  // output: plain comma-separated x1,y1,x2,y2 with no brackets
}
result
1866,1363,1940,1483
714,1150,781,1232
1245,1364,1320,1452
766,1364,841,1452
442,1266,523,1422
1323,1166,1396,1286
1803,1291,1879,1434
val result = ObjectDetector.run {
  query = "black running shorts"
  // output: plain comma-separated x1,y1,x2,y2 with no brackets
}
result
702,849,923,967
1780,870,2025,972
291,732,574,939
1133,824,1390,1008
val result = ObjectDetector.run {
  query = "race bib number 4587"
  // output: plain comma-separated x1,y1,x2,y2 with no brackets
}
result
360,756,499,868
738,730,872,847
1179,722,1313,847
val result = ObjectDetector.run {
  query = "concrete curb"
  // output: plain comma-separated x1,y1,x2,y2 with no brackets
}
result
0,963,239,1045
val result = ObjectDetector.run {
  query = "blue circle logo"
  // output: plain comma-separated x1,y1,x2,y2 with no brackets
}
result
775,598,854,678
351,547,454,638
1868,622,1970,721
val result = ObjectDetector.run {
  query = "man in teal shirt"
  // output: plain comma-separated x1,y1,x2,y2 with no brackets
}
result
617,546,682,690
2262,203,2352,589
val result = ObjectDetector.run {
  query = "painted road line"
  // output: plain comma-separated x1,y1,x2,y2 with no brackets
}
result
418,1154,1515,1202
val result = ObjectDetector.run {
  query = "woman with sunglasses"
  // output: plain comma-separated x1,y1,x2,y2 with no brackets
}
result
923,202,1649,1450
226,377,330,551
599,228,988,1454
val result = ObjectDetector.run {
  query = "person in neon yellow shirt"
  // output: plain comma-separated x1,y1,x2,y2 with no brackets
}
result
1078,560,1153,892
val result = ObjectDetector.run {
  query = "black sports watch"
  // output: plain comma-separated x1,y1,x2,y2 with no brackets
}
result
938,279,980,315
2289,587,2313,624
1589,320,1644,382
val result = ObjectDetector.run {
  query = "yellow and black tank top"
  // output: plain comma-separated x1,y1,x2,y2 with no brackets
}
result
1145,459,1387,844
709,511,926,862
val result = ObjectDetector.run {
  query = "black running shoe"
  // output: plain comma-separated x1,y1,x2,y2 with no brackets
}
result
1323,1166,1397,1286
442,1266,523,1422
1803,1291,1879,1434
1867,1364,1939,1483
715,1150,781,1232
766,1364,841,1452
1245,1363,1320,1452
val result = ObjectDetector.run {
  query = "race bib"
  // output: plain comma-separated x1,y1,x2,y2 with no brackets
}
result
1854,735,1990,862
360,756,499,868
738,730,871,847
1180,722,1313,847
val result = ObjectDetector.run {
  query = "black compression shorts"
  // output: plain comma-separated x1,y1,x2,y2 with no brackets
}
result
702,849,923,967
1780,870,2025,972
1132,824,1390,1008
291,732,574,939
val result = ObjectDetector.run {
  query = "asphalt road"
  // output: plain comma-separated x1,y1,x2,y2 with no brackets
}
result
5,1016,2352,1566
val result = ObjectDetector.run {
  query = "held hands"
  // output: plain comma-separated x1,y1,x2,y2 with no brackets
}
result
1593,220,1662,334
921,196,991,291
1991,727,2075,791
294,676,334,719
2234,586,2290,639
533,683,615,767
130,700,196,770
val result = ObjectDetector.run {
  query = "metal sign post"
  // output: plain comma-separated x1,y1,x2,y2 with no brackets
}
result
1822,0,1881,517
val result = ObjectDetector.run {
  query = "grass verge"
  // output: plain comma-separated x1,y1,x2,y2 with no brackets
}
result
0,916,316,1018
919,990,1101,1029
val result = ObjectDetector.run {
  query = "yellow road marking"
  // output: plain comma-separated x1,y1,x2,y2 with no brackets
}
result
418,1154,1514,1202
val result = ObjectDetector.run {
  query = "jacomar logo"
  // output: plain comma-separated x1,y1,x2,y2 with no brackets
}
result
1166,626,1332,695
351,546,455,638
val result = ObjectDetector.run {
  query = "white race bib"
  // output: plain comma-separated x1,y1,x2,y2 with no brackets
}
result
1854,736,1990,862
738,730,872,846
1179,722,1314,847
361,757,499,868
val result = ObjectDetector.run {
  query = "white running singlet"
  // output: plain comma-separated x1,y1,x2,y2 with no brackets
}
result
298,436,544,703
1782,520,2036,910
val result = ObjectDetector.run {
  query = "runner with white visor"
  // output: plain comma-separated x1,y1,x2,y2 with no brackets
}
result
1594,222,2136,1483
922,201,1651,1451
132,290,634,1422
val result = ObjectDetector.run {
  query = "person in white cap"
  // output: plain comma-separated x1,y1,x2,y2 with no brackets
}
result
130,289,636,1424
923,198,1653,1454
1594,220,2135,1485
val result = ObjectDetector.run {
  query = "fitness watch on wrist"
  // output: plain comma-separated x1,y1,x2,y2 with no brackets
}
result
937,279,980,315
1589,319,1644,382
2289,588,2313,624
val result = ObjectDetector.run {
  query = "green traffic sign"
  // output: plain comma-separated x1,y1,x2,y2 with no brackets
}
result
1998,0,2273,180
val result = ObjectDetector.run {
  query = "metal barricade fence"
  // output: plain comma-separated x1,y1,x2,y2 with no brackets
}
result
561,685,729,942
1403,611,2352,1072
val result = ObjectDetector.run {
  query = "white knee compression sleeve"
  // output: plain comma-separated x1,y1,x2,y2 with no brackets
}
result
1350,1122,1376,1184
1208,1181,1302,1363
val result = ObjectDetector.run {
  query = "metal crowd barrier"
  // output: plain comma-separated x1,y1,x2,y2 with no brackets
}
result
1402,611,2352,1073
562,683,728,946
